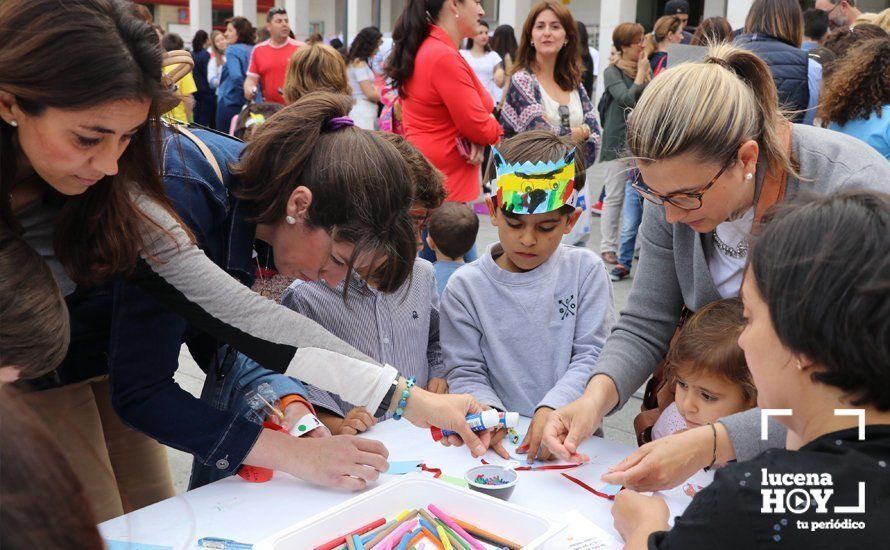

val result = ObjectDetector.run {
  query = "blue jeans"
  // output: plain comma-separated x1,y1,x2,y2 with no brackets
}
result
618,180,644,269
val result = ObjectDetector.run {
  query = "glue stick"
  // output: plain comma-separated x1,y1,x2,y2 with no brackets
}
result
430,410,520,441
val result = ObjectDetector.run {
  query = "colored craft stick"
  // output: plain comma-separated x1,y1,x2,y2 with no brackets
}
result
417,509,438,528
436,526,452,550
362,521,396,545
353,535,366,550
421,527,445,550
346,533,357,550
367,513,418,549
396,509,414,521
396,528,421,550
375,519,417,550
418,518,437,535
436,522,470,550
452,519,521,550
315,518,386,550
427,505,485,550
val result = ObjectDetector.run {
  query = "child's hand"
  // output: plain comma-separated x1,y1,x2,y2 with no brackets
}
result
612,490,670,545
426,377,449,394
517,406,554,463
338,407,377,435
488,428,511,459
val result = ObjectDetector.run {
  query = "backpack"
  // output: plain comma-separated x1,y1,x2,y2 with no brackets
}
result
597,88,612,126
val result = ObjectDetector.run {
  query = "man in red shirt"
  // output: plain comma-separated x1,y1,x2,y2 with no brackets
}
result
244,8,303,105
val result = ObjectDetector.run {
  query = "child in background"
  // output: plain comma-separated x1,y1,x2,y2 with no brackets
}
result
651,298,757,440
0,232,70,385
441,131,616,462
161,32,197,123
283,133,449,436
427,203,480,296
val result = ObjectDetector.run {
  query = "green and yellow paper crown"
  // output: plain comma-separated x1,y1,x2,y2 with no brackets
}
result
491,147,577,215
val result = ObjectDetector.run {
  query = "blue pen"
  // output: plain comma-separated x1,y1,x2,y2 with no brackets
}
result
197,537,253,550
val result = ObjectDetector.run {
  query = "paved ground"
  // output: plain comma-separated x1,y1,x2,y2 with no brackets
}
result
166,163,644,493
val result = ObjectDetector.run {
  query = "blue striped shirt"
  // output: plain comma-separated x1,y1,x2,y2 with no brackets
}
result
280,258,444,418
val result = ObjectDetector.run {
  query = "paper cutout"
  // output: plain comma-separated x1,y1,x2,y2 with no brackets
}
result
539,510,622,550
438,474,469,488
386,460,423,475
491,147,578,214
104,541,173,550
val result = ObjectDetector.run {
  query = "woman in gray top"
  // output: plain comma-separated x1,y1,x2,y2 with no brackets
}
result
543,43,890,489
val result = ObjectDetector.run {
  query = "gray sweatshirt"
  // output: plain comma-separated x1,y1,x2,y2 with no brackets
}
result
442,243,616,417
591,124,890,460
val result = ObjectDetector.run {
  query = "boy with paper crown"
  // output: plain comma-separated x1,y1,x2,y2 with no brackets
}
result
441,131,616,462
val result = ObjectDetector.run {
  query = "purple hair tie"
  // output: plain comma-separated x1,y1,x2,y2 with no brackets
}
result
324,116,355,131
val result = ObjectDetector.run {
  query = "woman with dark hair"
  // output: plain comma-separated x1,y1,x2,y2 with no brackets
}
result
734,0,817,123
542,44,890,491
346,26,383,129
191,29,216,127
819,37,890,158
461,20,502,105
500,1,600,168
386,0,502,207
576,21,596,98
691,16,733,46
490,24,519,105
1,0,489,521
217,16,256,131
611,190,890,548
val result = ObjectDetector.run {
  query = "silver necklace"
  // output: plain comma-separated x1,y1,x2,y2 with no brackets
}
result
713,230,748,259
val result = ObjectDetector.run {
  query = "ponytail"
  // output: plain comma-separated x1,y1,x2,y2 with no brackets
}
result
626,43,794,178
643,32,658,59
386,0,447,98
233,92,418,293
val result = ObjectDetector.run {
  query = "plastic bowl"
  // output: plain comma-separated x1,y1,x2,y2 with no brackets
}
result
464,465,519,501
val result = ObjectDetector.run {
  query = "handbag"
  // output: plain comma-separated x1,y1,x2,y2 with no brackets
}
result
632,122,793,445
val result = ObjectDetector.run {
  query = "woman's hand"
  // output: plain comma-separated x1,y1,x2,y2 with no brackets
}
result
542,375,619,461
338,407,377,435
635,50,649,83
276,401,330,438
402,387,488,457
601,424,727,491
468,142,485,165
612,490,670,549
245,429,389,491
517,407,554,463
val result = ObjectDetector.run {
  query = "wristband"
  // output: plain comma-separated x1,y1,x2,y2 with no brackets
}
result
278,394,315,416
375,376,400,418
289,413,325,437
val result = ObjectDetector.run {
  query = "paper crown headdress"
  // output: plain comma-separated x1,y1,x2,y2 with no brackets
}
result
490,147,577,215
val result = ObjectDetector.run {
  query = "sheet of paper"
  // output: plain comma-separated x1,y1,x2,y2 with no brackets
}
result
539,510,622,550
386,460,422,475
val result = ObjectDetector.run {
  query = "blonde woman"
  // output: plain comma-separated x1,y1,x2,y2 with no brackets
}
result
542,44,890,488
207,30,227,91
283,42,351,104
643,15,684,76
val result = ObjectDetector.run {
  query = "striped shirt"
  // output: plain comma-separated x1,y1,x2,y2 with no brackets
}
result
281,258,445,418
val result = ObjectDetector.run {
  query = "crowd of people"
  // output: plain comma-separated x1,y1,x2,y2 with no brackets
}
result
0,0,888,548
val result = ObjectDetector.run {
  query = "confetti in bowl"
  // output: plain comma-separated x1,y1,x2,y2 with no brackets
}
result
464,465,518,501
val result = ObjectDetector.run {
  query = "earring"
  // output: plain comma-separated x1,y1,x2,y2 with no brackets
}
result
745,173,753,181
796,361,803,371
8,120,16,127
285,215,297,225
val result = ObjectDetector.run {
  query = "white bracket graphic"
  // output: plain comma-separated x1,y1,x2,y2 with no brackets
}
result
761,409,793,440
834,482,866,514
833,409,865,440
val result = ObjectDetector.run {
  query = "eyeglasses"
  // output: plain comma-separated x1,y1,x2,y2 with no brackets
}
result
631,154,737,211
410,208,432,232
558,105,571,130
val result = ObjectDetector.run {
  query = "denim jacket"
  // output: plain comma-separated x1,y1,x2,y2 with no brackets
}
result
217,44,253,108
109,126,307,475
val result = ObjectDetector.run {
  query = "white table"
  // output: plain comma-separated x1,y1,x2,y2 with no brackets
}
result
100,418,712,548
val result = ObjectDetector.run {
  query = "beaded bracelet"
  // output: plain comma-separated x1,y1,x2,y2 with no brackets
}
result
393,377,415,421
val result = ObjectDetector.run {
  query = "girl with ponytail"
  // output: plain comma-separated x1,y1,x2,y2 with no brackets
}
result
543,44,890,489
386,0,502,208
642,15,684,76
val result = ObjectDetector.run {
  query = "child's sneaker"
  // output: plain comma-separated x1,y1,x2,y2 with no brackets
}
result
591,200,604,216
609,264,630,282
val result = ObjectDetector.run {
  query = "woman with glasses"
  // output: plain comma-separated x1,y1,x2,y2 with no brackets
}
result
542,44,890,489
499,1,600,173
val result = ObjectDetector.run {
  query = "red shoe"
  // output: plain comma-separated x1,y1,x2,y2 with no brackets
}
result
591,200,603,216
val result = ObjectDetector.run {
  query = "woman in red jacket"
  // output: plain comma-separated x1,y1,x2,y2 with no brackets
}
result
387,0,503,210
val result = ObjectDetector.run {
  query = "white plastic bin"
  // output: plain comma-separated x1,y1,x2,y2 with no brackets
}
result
253,474,559,549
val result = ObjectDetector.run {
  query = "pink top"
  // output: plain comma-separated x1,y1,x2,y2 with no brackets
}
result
652,402,689,440
402,25,503,203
